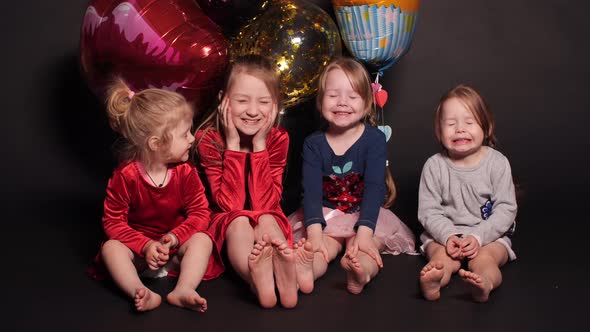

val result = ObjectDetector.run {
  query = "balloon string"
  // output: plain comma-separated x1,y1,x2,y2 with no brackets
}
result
372,73,386,128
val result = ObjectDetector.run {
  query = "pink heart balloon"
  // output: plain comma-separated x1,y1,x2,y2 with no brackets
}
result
80,0,230,114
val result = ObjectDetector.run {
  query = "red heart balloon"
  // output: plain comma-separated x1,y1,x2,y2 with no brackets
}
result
80,0,229,114
374,89,388,108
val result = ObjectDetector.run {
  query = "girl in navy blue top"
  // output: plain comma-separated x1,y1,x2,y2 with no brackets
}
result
288,57,416,294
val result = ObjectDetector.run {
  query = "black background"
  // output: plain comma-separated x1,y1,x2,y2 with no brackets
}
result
3,0,589,331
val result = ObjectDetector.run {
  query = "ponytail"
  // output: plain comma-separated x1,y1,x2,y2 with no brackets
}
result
105,78,134,136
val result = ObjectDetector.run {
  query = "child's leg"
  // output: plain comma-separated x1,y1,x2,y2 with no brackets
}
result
340,237,383,294
100,240,161,311
248,234,277,308
167,232,213,312
225,216,276,308
256,214,297,308
254,214,288,242
294,235,343,294
420,242,461,301
226,216,256,280
460,242,509,302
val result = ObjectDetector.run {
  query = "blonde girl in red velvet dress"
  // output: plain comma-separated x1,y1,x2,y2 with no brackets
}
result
195,55,297,309
89,79,223,312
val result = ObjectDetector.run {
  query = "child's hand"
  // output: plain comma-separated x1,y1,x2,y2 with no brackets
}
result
460,235,480,259
157,233,178,266
445,235,463,259
346,226,383,268
252,103,277,152
143,240,166,270
218,96,240,151
306,224,329,263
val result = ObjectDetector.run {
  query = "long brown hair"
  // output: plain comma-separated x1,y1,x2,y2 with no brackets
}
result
434,84,496,149
317,57,396,208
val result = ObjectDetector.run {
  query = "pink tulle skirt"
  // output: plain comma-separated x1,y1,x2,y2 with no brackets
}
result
289,207,417,255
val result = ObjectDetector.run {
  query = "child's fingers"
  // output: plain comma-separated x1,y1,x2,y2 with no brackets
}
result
147,260,159,270
347,244,359,258
462,247,477,259
461,242,473,252
219,97,229,126
372,249,384,268
270,103,278,125
321,247,330,263
157,246,170,255
461,239,472,249
449,248,461,259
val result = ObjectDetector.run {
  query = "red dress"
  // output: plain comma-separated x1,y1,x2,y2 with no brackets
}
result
195,127,293,255
89,161,223,280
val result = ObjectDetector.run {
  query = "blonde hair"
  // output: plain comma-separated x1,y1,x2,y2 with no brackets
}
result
105,78,193,164
316,57,377,126
195,54,282,157
434,84,496,149
316,56,396,208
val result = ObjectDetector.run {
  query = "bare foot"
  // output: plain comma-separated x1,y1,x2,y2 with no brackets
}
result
248,236,277,308
271,237,298,308
167,288,208,312
459,269,492,303
420,262,444,301
340,254,370,295
134,287,162,312
294,239,315,294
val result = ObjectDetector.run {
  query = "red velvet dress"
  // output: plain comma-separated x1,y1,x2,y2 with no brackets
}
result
89,161,223,280
196,127,293,255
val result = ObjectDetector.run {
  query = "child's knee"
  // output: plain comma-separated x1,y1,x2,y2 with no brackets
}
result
187,232,213,251
258,214,277,226
227,216,251,233
101,239,126,256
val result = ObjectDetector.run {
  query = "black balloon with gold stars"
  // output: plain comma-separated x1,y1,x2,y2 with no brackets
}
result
231,0,342,109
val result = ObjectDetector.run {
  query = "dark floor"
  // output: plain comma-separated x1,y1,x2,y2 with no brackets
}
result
6,192,586,332
5,0,589,330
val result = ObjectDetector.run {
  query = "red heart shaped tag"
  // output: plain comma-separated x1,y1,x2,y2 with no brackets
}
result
374,89,388,108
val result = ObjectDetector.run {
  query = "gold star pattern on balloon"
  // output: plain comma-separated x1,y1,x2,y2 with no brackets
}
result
231,0,342,109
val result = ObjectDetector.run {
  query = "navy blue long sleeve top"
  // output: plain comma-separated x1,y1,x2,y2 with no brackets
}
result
302,125,387,231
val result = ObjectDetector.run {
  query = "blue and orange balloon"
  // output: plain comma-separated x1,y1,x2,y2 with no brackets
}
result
331,0,419,74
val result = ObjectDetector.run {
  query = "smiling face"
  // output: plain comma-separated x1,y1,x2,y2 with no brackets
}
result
320,68,366,132
439,97,486,161
227,72,275,137
165,115,195,163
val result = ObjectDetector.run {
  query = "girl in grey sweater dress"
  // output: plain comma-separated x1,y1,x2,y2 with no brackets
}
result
418,84,517,303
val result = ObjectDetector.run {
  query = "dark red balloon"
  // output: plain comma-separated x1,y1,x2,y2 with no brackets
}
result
195,0,268,35
80,0,230,113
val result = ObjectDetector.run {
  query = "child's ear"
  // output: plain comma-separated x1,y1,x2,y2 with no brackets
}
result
148,136,160,152
217,90,224,101
487,123,494,137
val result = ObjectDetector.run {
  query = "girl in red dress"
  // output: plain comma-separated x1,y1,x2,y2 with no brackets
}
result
90,79,222,312
195,55,297,309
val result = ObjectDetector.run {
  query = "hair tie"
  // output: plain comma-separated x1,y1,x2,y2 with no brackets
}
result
128,91,135,99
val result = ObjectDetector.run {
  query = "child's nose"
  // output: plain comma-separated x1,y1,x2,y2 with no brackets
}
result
246,103,260,116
